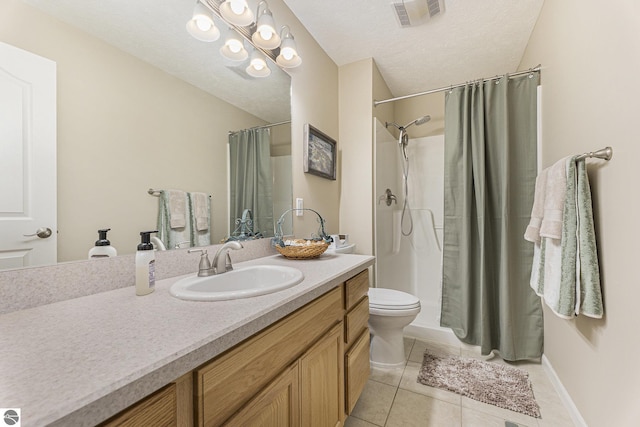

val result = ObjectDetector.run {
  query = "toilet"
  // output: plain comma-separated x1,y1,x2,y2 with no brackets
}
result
327,241,421,368
368,288,421,368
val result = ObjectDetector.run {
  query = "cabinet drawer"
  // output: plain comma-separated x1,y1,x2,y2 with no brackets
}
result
195,286,343,427
345,296,369,348
344,269,369,310
344,330,370,415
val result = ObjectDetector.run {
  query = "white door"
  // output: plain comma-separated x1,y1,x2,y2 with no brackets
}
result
0,42,57,270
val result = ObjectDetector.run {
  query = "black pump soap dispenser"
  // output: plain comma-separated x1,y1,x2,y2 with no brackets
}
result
88,228,118,259
136,230,157,296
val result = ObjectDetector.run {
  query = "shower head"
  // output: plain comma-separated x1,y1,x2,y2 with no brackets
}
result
402,115,431,129
385,115,431,132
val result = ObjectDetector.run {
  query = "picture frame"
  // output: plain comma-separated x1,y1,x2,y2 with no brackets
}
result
303,123,337,180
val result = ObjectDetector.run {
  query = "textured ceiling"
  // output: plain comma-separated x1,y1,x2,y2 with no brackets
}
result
19,0,292,124
19,0,543,119
283,0,544,98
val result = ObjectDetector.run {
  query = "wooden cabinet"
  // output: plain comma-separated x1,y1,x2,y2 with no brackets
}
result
300,324,344,427
99,384,177,427
342,269,371,415
196,286,344,426
99,268,371,427
344,269,369,310
345,330,370,414
224,362,300,427
345,296,369,348
99,373,193,427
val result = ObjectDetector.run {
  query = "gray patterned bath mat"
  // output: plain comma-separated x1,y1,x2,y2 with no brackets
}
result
417,351,541,418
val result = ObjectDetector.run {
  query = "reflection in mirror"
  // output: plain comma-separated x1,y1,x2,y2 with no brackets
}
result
227,123,293,242
1,0,291,270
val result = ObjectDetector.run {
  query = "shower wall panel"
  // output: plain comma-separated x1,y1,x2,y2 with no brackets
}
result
374,118,445,330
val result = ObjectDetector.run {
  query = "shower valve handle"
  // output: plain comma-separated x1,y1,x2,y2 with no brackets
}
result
378,189,398,207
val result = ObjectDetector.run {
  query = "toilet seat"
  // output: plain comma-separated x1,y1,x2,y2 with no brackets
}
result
368,288,420,316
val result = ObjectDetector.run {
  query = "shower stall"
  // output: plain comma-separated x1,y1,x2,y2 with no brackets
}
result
373,118,456,344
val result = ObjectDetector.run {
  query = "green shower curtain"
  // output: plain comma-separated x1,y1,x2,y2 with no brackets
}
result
229,128,274,237
440,73,543,361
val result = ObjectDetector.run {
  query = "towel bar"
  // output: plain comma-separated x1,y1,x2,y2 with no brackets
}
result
574,147,613,162
147,188,211,198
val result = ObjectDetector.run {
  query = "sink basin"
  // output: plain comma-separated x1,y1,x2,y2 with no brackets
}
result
169,265,304,301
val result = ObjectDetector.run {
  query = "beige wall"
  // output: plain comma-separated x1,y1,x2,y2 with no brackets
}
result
269,1,341,239
338,59,375,254
338,59,399,255
520,0,640,425
0,0,266,261
394,93,445,138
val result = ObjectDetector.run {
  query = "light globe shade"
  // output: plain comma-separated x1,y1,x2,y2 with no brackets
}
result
220,30,248,61
220,0,255,26
246,50,271,77
186,3,220,42
276,35,301,68
251,11,280,49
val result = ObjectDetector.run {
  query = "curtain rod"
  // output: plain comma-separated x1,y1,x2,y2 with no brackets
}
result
228,120,291,135
373,65,542,107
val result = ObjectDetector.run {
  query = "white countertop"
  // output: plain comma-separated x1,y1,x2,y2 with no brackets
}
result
0,253,374,426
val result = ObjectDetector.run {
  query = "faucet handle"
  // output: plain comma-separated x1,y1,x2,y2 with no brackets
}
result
188,249,212,276
225,252,234,272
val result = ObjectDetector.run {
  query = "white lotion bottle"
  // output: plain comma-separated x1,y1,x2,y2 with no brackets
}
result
88,228,118,259
136,230,157,296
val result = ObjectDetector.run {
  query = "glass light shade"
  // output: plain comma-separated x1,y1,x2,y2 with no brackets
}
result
220,30,248,61
186,4,220,42
246,50,271,77
251,10,280,49
220,0,255,27
276,35,301,68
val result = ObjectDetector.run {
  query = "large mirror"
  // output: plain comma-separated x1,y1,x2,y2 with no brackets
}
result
0,0,292,268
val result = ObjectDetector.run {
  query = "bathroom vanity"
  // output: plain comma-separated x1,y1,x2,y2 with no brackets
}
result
0,250,374,426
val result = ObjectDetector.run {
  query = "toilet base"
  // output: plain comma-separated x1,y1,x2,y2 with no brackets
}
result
369,328,407,368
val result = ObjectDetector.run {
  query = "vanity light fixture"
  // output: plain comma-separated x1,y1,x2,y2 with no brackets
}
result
276,26,302,68
246,49,271,78
220,28,249,61
251,1,281,50
219,0,254,27
186,1,302,77
186,2,220,42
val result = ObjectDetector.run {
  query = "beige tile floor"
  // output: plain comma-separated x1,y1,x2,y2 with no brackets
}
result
346,338,576,427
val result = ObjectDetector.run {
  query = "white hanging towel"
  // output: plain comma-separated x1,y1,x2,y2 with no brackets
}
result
157,189,191,250
525,157,603,319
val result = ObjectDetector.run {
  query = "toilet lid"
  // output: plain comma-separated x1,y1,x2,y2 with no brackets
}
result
368,288,420,310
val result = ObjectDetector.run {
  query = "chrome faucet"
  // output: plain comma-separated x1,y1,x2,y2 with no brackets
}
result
188,241,244,277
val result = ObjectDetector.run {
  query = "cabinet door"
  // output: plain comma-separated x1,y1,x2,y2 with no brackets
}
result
299,323,344,427
196,287,342,426
225,362,300,427
99,383,176,427
345,330,370,415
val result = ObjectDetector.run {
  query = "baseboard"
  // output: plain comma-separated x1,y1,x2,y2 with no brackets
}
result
404,324,460,347
541,354,588,427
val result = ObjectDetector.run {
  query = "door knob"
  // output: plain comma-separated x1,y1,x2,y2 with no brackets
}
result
24,227,53,239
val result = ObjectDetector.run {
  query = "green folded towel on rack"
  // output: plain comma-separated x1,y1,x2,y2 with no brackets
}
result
575,159,603,318
529,157,603,319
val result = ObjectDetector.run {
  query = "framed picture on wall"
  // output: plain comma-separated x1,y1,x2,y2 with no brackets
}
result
303,124,337,180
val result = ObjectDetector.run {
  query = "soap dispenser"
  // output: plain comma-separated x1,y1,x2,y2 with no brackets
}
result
136,230,158,296
88,228,118,259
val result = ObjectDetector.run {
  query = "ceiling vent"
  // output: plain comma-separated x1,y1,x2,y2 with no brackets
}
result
391,0,444,27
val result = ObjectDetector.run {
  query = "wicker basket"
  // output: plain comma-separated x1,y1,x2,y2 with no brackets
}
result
275,239,329,260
